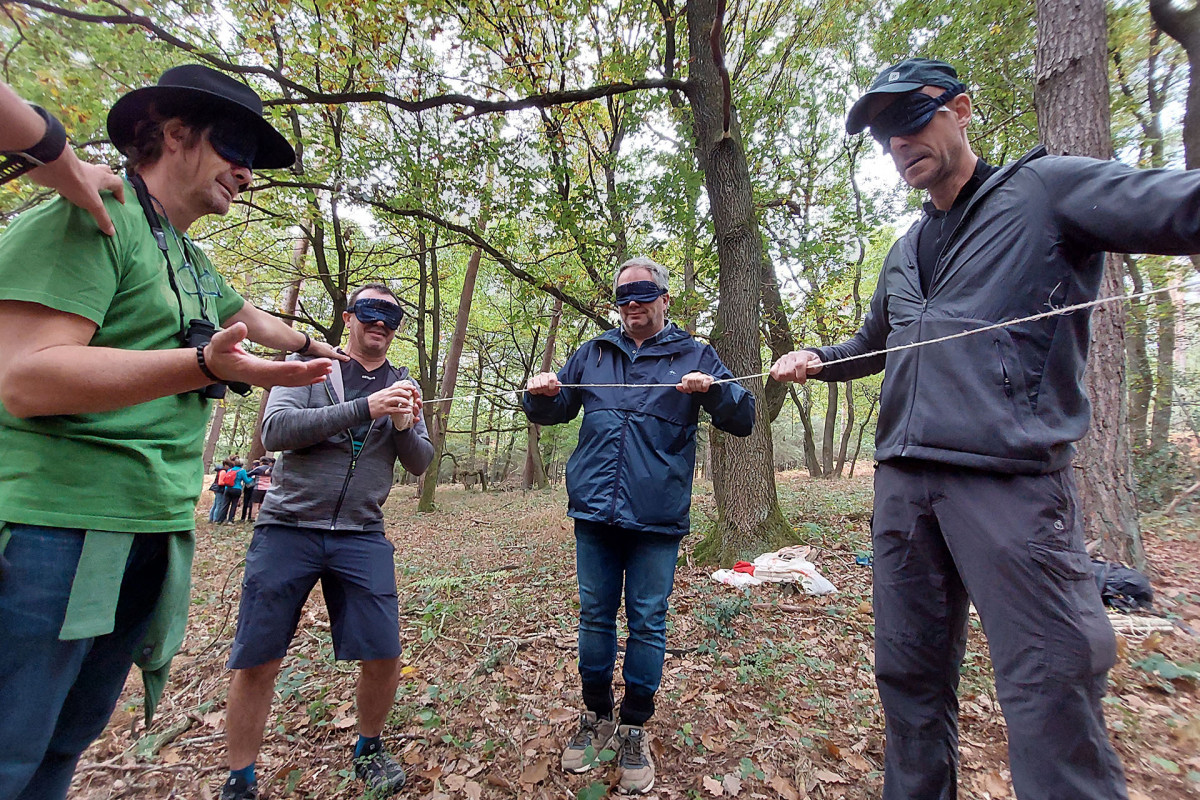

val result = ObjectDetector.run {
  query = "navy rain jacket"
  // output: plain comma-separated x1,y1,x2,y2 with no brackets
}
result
523,323,755,536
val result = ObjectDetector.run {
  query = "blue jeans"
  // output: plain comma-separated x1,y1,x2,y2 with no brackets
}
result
209,489,229,522
574,520,680,725
0,525,168,800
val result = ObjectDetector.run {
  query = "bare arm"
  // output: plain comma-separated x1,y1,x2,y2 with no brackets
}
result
1,82,125,236
224,302,348,362
0,300,333,418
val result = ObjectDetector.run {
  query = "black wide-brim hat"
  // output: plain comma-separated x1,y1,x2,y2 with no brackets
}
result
107,64,295,169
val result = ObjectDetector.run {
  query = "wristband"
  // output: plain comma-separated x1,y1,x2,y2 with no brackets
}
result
196,345,223,384
294,331,312,355
0,105,68,185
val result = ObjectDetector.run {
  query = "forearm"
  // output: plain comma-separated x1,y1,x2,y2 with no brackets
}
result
0,83,46,152
226,303,307,353
0,344,212,418
261,391,369,452
394,419,435,476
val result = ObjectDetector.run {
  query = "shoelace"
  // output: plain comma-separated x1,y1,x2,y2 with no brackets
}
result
570,716,603,747
618,732,648,768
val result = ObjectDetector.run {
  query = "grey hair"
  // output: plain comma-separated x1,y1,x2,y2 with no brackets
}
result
613,256,670,294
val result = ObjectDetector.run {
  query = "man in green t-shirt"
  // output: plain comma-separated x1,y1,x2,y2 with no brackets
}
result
0,65,345,800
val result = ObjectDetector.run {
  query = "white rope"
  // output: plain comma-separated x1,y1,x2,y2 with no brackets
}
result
421,277,1200,406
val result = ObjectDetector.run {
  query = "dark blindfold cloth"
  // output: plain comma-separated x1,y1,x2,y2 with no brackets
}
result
615,280,667,306
348,298,405,330
869,86,964,152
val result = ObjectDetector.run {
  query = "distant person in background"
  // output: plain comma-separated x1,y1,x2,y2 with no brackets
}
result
247,458,274,520
0,80,125,235
209,459,233,523
220,458,249,523
239,460,262,523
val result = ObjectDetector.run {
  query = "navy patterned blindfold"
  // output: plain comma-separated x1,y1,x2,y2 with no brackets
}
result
615,280,667,306
348,297,405,330
869,85,965,152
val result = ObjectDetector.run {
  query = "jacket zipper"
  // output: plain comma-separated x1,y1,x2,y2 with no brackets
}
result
899,297,927,454
608,344,634,523
323,379,381,530
994,340,1014,397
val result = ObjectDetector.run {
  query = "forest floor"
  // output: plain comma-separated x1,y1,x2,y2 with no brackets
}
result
70,471,1200,800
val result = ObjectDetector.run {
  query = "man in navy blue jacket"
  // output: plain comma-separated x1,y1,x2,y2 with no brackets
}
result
523,256,754,795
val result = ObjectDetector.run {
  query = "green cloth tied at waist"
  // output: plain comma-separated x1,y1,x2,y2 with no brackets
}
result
0,525,194,724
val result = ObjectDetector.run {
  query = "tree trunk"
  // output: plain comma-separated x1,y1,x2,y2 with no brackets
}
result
1150,0,1200,178
821,382,838,477
418,226,487,511
849,390,880,479
1125,256,1152,451
1148,285,1176,451
687,0,791,564
835,380,854,478
790,385,822,478
1036,0,1145,568
202,400,226,473
248,266,306,461
524,298,562,490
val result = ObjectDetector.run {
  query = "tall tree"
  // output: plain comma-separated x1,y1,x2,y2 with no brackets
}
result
1036,0,1145,567
687,0,791,563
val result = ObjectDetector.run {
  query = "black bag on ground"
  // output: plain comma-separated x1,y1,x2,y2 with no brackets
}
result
1090,559,1154,611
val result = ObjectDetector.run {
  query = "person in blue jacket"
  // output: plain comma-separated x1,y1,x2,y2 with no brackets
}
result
523,256,755,795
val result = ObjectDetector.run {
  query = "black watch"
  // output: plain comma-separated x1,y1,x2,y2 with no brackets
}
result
0,105,68,185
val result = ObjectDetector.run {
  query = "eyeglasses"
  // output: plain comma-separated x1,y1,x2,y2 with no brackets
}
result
615,280,667,306
869,86,963,152
166,224,222,297
208,119,258,173
348,297,405,330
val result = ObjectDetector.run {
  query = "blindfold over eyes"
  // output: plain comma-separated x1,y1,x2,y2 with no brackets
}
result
870,84,965,151
615,280,668,306
208,120,259,172
349,297,405,330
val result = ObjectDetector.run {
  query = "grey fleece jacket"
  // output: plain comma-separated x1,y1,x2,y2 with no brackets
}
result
256,354,434,531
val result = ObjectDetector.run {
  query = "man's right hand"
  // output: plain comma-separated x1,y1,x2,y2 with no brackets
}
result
367,381,417,421
769,350,824,384
28,149,126,237
526,372,561,396
203,323,333,388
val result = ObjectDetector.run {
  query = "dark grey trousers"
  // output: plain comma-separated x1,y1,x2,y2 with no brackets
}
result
872,461,1128,800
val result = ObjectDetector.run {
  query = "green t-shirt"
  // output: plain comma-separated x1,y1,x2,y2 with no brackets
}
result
0,181,245,532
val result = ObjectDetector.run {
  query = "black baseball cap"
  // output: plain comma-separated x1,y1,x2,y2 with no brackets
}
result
845,58,965,135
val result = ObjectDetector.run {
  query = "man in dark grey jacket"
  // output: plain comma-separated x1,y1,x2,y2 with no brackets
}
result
219,284,433,800
771,58,1200,800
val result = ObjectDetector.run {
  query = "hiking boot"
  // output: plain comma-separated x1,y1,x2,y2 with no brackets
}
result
219,774,258,800
615,724,655,794
353,749,407,797
561,710,618,773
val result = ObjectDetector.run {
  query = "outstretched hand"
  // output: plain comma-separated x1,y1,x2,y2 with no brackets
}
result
769,350,824,384
203,322,333,388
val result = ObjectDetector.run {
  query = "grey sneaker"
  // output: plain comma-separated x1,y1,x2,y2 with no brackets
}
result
615,724,655,794
561,711,617,773
353,749,407,797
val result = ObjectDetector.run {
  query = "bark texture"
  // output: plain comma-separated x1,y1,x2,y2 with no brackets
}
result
687,0,791,564
1036,0,1145,568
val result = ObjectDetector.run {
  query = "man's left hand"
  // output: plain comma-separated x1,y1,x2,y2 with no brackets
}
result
304,337,350,362
676,371,713,394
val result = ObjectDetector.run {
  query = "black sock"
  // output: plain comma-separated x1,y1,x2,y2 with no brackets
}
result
355,735,382,758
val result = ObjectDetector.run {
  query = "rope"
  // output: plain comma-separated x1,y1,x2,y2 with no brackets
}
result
420,277,1200,406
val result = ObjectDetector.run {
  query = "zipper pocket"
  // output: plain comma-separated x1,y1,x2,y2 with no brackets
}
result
994,340,1014,398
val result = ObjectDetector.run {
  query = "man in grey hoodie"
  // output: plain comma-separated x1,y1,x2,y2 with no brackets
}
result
219,284,433,800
